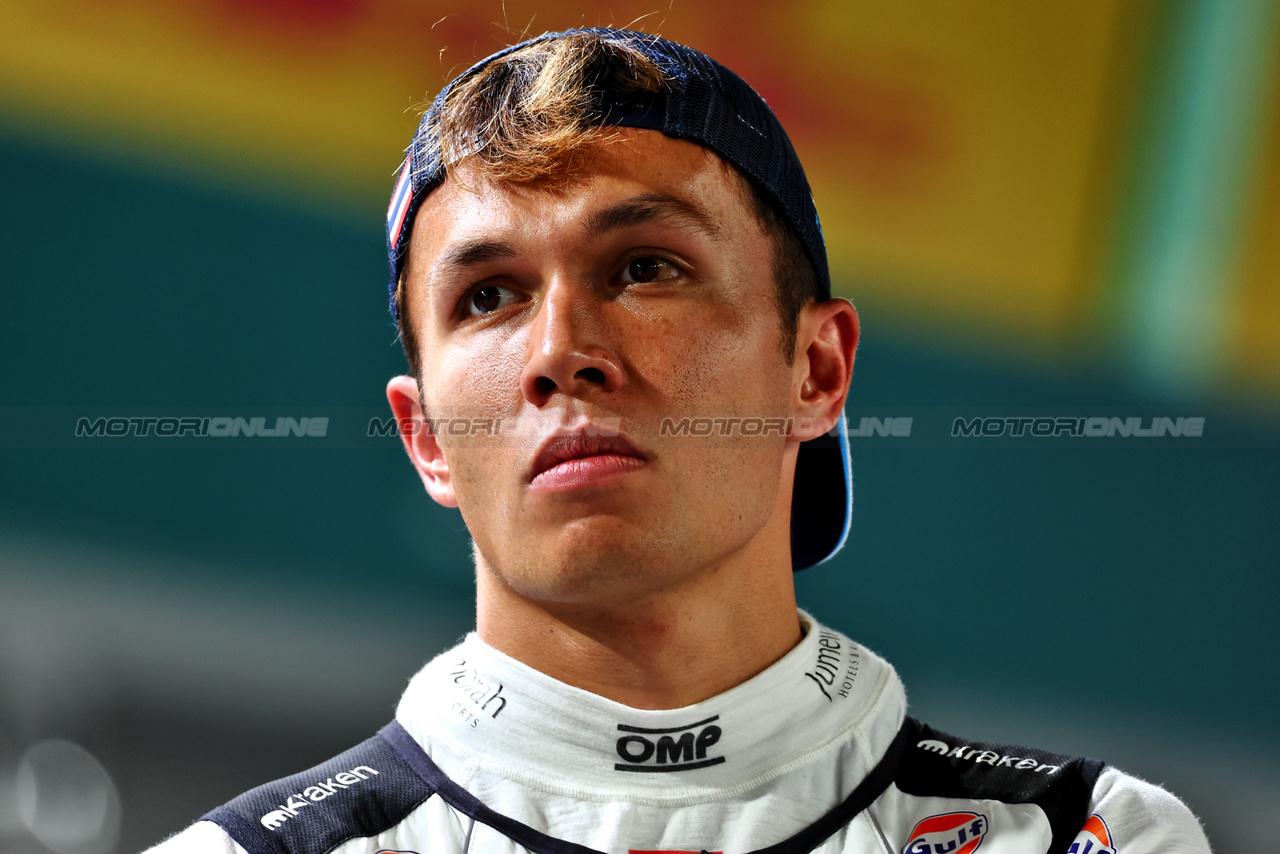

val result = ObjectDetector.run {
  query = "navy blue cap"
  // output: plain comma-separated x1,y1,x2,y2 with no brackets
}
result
386,27,850,570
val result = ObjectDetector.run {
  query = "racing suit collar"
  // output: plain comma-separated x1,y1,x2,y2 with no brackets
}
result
395,610,906,805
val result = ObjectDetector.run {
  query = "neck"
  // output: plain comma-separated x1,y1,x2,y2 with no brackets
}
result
475,545,802,710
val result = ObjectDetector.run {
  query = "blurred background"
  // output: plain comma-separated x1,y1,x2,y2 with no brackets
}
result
1,1,1277,851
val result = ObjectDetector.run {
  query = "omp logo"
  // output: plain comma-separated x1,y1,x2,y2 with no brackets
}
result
914,738,1062,774
903,812,988,854
614,715,724,772
258,765,380,830
1068,815,1116,854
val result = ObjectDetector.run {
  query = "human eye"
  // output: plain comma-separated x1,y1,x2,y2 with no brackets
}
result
465,283,521,317
616,255,684,285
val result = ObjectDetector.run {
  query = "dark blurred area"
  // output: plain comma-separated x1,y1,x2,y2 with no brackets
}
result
1,2,1277,852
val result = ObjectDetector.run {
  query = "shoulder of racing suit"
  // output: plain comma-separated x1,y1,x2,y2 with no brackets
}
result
200,723,433,854
197,717,1107,854
891,720,1106,854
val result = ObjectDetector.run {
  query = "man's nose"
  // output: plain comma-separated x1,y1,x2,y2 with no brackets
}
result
519,277,624,405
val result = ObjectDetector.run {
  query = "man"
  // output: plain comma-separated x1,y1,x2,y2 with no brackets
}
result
149,28,1210,854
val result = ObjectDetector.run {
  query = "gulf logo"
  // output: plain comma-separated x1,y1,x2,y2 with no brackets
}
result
1067,814,1116,854
902,811,988,854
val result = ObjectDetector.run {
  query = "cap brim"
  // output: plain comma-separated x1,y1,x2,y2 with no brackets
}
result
790,413,852,570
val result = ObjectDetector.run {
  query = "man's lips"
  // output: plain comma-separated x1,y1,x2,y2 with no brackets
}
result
527,432,648,489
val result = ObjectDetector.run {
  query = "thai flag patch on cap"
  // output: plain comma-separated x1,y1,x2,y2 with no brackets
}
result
387,153,413,247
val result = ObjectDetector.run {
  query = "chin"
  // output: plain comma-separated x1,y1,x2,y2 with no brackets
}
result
500,525,691,605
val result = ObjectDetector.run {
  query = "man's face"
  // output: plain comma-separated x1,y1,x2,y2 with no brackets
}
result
396,130,812,604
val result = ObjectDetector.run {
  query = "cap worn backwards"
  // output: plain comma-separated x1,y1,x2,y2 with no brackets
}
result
385,27,851,571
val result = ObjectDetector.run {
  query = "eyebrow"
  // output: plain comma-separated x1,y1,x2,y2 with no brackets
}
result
430,239,518,277
428,192,720,279
585,193,721,240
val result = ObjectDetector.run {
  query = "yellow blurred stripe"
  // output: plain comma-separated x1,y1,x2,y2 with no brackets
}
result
0,0,423,207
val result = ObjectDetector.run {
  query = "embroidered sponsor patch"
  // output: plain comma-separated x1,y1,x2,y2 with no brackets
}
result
915,738,1062,774
1068,814,1116,854
902,812,988,854
804,629,860,701
614,715,724,772
257,765,380,830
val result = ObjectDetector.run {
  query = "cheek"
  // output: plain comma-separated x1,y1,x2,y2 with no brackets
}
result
637,304,790,505
427,330,528,418
420,332,531,499
637,302,787,412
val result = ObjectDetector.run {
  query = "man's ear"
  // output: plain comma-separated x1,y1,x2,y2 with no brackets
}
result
789,298,859,441
386,375,459,508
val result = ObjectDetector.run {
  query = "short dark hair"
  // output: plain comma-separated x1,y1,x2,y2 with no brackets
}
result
396,31,820,378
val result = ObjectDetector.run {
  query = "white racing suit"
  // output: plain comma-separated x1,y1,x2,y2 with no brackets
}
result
148,613,1210,853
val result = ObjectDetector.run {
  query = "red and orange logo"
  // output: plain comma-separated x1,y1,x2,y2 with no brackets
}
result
1068,814,1116,854
903,811,988,854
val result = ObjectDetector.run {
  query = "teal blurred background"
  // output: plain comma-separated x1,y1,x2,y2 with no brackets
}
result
1,1,1278,852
